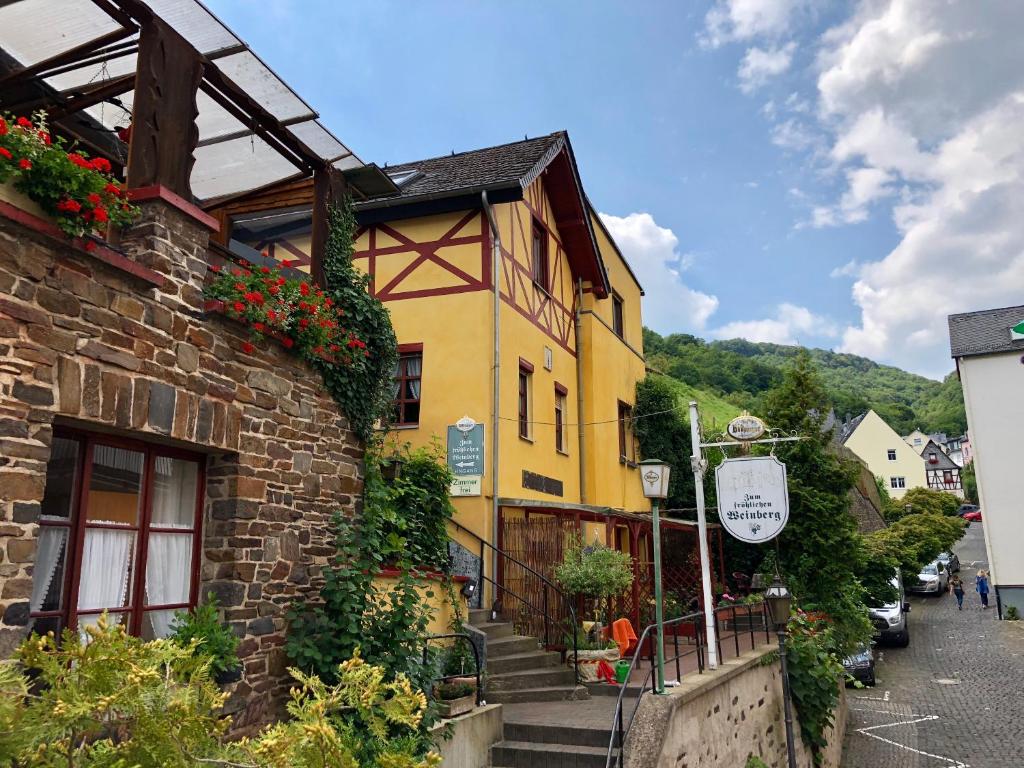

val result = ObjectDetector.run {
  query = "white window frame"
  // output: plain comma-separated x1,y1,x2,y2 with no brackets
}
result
887,449,897,461
890,476,906,489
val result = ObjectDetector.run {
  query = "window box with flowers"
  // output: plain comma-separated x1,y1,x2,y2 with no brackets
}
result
0,112,137,243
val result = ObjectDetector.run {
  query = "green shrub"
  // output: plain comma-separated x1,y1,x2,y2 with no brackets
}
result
435,682,474,701
1006,606,1021,621
785,612,844,762
168,594,240,676
554,537,632,600
746,757,770,768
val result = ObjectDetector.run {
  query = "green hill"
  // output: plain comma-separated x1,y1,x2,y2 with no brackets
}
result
652,371,740,432
643,329,966,436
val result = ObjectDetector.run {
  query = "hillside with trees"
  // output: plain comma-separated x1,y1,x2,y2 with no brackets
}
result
643,329,966,436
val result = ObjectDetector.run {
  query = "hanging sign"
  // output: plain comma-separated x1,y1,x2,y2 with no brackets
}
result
447,418,484,476
727,413,766,442
714,455,790,543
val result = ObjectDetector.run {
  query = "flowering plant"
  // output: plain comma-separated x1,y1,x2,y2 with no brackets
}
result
206,258,367,362
0,111,137,238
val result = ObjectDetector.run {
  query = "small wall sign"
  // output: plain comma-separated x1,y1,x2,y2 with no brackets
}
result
450,475,482,497
447,419,484,476
727,413,766,442
1011,321,1024,341
715,455,790,544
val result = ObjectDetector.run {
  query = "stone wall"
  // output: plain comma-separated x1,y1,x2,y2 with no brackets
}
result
0,196,363,728
624,647,846,768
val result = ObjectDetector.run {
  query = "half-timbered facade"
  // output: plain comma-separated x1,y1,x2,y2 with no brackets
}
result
921,439,964,497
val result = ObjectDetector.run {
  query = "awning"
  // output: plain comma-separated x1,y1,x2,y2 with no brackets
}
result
0,0,395,202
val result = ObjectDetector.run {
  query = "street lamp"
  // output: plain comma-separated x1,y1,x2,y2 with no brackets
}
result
765,576,797,768
904,503,913,517
640,458,670,694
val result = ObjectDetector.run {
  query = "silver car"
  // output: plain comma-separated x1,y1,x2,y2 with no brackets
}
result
870,573,910,647
908,560,948,595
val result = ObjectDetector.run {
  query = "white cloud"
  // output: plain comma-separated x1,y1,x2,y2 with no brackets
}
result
829,259,860,279
599,212,719,333
738,42,797,92
711,303,838,345
770,118,822,153
703,0,812,48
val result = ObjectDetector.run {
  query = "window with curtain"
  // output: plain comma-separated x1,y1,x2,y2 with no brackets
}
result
29,431,203,640
391,348,423,426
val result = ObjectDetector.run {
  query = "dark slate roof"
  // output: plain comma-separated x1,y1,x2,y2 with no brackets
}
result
948,304,1024,359
838,412,867,444
359,133,566,207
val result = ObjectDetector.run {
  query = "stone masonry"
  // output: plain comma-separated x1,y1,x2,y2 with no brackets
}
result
0,196,363,729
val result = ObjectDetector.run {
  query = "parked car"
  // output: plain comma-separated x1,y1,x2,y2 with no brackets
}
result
958,504,979,517
843,644,876,686
908,560,948,595
870,572,910,647
963,510,982,523
937,551,960,573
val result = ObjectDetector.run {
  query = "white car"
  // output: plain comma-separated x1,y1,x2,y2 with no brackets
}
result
908,560,948,595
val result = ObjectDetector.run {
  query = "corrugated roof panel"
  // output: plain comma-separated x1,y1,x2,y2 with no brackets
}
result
0,0,119,67
142,0,238,54
191,134,298,200
215,50,310,122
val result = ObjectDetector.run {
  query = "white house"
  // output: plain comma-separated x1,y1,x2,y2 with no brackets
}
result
949,304,1024,618
840,411,927,499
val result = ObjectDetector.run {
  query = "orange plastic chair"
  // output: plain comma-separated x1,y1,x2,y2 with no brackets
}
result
611,618,638,657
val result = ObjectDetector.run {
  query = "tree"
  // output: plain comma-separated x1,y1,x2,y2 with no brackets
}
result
633,374,695,508
961,461,978,504
885,487,960,520
761,351,872,655
868,512,966,581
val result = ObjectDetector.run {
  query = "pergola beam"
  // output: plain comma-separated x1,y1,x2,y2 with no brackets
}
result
0,27,134,90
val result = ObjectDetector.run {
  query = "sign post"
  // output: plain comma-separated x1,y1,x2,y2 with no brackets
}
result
688,402,719,669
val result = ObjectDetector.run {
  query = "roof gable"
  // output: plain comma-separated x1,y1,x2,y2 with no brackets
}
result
920,440,959,469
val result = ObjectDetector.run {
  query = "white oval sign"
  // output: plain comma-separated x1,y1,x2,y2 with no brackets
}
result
727,414,766,442
455,415,477,433
714,456,789,543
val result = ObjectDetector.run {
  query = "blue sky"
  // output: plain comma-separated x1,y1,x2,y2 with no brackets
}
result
207,1,1024,380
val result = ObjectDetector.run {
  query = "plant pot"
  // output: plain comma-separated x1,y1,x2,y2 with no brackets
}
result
0,180,48,220
437,693,476,718
573,648,620,682
214,666,243,686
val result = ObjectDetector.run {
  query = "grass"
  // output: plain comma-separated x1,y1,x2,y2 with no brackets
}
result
654,372,740,430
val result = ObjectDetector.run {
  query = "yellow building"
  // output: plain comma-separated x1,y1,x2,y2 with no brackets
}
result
212,133,652,599
839,410,927,499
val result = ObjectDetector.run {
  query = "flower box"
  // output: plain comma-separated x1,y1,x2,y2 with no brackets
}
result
0,179,48,220
437,693,476,718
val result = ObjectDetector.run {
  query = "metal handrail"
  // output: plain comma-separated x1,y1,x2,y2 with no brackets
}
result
424,632,483,707
604,600,771,768
448,519,579,683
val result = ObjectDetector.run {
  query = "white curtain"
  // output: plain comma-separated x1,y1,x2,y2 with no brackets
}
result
405,355,422,399
77,529,134,633
145,534,192,638
30,527,67,612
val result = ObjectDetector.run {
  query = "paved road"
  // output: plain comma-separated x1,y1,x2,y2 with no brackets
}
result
841,522,1024,768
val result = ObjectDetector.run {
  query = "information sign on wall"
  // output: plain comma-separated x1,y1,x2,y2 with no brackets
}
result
450,475,482,497
714,455,790,543
447,420,484,476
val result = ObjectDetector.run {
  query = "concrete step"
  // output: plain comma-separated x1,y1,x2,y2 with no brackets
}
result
490,739,612,768
474,621,515,639
468,608,491,625
487,635,542,658
486,666,577,691
485,684,590,704
586,681,647,698
488,650,562,674
503,721,620,749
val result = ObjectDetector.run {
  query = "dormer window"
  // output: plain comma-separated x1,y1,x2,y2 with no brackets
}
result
928,452,938,464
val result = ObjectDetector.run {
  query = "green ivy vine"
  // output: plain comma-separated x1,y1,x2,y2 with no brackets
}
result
784,611,845,763
315,199,398,440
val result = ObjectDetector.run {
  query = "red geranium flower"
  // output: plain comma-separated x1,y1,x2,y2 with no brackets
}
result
103,183,121,196
266,310,277,321
243,291,265,305
37,130,51,145
281,259,293,268
299,282,310,296
0,118,7,135
282,337,294,349
92,207,108,223
18,158,31,170
239,259,249,267
90,157,112,173
253,322,266,332
210,264,221,273
241,341,255,355
260,266,271,274
16,116,32,129
0,148,11,160
83,241,97,252
87,193,102,205
234,282,246,291
233,301,245,313
298,318,310,329
56,199,82,213
268,285,279,296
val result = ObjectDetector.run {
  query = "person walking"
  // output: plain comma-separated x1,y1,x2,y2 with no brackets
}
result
976,569,990,609
949,573,965,610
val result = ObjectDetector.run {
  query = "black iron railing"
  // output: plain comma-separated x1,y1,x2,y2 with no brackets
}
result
448,519,579,683
605,600,772,768
423,632,483,707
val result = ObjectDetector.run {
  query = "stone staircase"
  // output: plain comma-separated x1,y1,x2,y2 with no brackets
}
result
490,721,619,768
468,608,589,704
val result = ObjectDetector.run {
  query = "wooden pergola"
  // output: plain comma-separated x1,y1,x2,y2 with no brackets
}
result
0,0,396,282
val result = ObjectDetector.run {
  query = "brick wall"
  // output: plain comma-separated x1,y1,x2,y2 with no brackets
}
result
0,196,363,728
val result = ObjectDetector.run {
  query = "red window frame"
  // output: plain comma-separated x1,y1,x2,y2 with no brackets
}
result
392,343,423,427
618,400,635,464
519,358,534,440
531,217,549,289
30,428,205,638
554,383,568,453
612,293,624,339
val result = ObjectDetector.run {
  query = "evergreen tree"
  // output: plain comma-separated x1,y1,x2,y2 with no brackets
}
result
761,351,872,654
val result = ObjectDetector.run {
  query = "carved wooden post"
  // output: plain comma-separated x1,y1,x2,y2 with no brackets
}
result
309,165,347,287
126,18,202,198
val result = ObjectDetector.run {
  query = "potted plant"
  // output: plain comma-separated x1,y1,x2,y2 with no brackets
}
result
168,595,242,685
554,536,633,626
434,681,476,718
0,112,137,239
